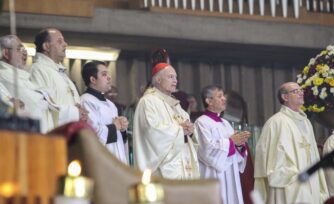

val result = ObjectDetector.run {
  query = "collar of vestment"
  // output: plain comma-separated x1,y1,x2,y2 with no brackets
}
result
34,53,67,72
280,105,307,121
0,61,30,81
203,110,223,122
145,87,180,107
0,61,38,90
85,87,106,101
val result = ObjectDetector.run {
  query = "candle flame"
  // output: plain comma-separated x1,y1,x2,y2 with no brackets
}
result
142,169,151,185
68,160,81,177
0,182,18,198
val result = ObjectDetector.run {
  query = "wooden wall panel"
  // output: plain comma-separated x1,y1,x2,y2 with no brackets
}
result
3,0,95,17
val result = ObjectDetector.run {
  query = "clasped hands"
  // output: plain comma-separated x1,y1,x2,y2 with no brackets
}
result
112,116,129,132
230,131,251,146
180,120,194,136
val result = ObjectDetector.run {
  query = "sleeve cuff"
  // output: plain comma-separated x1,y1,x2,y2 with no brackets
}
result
227,138,236,157
106,124,118,144
236,144,247,157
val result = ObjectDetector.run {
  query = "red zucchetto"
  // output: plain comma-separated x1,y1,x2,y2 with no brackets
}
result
152,63,170,76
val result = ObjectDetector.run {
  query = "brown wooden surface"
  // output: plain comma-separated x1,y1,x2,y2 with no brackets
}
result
2,0,95,17
95,0,128,9
0,130,67,204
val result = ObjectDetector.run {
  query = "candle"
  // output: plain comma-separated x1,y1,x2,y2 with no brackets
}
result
128,169,164,204
0,182,18,204
55,160,94,204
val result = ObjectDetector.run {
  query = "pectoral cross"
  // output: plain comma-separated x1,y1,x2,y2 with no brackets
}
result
299,137,311,151
299,137,311,163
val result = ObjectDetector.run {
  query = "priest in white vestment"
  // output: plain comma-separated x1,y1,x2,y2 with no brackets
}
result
254,82,329,204
323,132,334,196
0,35,57,133
80,61,128,164
30,28,88,126
195,85,250,204
133,63,200,179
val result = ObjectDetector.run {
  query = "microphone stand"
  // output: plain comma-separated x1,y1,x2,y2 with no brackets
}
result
298,149,334,183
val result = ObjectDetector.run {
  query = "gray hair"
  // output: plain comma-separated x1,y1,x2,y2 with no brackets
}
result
0,35,18,60
201,85,223,108
0,35,18,49
151,69,165,87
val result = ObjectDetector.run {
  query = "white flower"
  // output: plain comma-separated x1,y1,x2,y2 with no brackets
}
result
303,75,306,79
326,45,334,51
323,72,329,77
297,74,303,83
320,89,328,99
312,86,319,95
309,58,316,65
330,69,334,74
330,87,334,93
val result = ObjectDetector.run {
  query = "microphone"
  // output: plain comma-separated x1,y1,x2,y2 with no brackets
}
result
299,149,334,183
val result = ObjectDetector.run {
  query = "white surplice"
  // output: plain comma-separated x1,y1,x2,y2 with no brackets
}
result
30,53,80,126
195,114,246,204
254,105,329,204
133,87,200,179
0,61,56,133
0,82,13,107
81,90,128,164
323,131,334,196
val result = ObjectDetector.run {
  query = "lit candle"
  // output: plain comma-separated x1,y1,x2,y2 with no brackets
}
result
54,160,94,204
128,169,164,204
0,182,18,203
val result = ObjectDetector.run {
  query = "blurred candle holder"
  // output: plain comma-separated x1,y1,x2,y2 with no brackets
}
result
55,160,94,204
128,169,164,204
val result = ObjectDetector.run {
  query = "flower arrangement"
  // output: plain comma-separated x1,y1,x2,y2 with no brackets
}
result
297,45,334,114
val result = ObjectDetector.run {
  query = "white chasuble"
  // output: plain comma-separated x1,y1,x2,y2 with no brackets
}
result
0,61,56,133
323,131,334,196
30,53,80,126
254,105,329,204
195,113,246,204
133,87,200,179
81,89,128,164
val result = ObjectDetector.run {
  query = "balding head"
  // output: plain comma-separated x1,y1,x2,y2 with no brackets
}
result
277,82,304,111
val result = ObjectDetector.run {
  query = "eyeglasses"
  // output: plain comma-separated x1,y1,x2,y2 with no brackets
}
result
6,46,27,53
285,88,303,94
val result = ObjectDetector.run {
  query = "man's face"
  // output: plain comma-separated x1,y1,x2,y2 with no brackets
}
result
4,37,26,69
207,89,227,113
91,64,111,93
46,29,68,63
283,83,304,109
156,66,177,95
